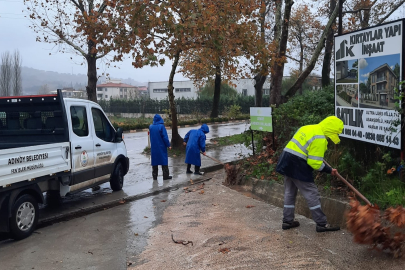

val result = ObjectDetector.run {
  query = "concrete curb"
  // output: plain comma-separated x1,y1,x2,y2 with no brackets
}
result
38,177,213,228
240,178,351,228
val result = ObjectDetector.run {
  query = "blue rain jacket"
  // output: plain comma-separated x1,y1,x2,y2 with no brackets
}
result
149,114,170,166
184,124,209,166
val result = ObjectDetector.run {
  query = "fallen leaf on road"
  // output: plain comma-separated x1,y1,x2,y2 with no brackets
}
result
218,248,230,254
192,189,196,192
183,187,189,190
260,175,264,180
88,251,93,255
199,190,204,194
212,204,218,206
134,233,138,236
161,200,167,202
173,155,177,157
246,205,255,208
119,200,125,204
190,179,194,185
144,216,148,218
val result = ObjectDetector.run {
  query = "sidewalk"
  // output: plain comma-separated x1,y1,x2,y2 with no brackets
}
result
129,170,405,270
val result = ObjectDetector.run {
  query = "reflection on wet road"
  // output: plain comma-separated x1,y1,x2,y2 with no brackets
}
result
39,122,251,220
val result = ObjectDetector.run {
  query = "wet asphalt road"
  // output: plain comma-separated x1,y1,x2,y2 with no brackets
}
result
0,122,251,269
34,121,252,221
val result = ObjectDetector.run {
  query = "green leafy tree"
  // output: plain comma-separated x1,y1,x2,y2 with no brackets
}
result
393,63,400,79
359,83,369,94
199,81,238,98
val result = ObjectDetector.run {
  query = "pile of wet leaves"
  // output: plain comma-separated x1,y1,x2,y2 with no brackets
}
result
347,199,405,258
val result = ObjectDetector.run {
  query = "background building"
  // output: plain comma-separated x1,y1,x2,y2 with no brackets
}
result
96,79,138,101
148,78,271,100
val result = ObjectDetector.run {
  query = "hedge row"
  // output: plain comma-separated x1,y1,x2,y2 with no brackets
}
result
100,95,270,115
112,115,250,131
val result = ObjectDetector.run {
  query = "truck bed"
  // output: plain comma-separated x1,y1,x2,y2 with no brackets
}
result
0,142,71,188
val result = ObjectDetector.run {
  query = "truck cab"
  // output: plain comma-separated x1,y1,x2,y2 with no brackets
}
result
0,91,129,239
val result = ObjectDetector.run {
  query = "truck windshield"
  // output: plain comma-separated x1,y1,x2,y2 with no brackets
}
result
0,96,68,150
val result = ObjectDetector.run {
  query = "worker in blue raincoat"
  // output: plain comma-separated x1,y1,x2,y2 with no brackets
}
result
183,124,209,175
276,116,343,232
149,114,172,180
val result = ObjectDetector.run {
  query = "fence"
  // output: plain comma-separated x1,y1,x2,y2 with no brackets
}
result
99,95,270,115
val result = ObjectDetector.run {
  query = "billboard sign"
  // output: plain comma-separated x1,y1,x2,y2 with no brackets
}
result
250,107,272,132
335,20,403,149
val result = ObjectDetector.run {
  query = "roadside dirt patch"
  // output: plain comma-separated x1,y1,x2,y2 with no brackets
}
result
129,171,405,270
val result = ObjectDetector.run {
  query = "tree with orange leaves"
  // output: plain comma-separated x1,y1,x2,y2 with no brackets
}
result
124,0,259,143
178,0,260,118
24,0,147,102
123,0,226,146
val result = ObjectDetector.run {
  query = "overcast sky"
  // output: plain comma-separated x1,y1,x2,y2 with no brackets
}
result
0,0,187,83
1,1,404,84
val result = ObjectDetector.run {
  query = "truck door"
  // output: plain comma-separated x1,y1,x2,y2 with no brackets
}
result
68,102,95,184
90,107,117,178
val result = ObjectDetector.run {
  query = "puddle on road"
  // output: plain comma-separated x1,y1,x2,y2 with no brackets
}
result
126,189,176,265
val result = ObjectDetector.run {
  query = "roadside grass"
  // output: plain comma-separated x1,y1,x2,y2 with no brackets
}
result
108,114,250,131
142,132,248,157
210,133,246,146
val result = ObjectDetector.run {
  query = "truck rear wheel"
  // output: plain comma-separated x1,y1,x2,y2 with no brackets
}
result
9,194,39,240
110,162,124,191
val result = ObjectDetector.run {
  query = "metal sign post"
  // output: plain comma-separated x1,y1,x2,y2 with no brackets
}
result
250,107,273,156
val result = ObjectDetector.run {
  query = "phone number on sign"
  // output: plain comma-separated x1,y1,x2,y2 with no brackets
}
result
343,128,399,146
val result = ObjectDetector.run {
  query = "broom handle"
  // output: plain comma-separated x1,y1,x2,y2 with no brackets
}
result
324,160,372,206
202,152,225,166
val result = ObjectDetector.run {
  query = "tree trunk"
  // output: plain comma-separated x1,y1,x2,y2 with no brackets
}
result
210,64,221,118
269,0,283,105
167,50,183,148
254,74,266,106
322,0,336,88
284,1,340,99
86,54,98,103
254,0,268,107
299,37,304,95
270,0,294,106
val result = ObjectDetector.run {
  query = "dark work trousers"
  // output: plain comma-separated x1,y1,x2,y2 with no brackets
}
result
187,164,200,173
152,165,170,180
283,176,327,226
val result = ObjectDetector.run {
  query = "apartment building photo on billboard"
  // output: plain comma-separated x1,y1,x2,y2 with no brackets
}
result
358,54,400,109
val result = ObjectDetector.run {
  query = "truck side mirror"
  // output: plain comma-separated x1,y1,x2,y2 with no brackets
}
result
115,127,123,142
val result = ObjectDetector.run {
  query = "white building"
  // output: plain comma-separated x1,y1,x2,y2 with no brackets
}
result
148,78,271,100
149,81,199,100
96,79,138,101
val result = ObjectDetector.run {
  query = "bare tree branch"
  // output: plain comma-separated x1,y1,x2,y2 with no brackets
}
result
377,0,405,25
284,0,340,99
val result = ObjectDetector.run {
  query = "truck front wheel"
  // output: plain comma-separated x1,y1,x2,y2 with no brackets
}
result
9,194,39,240
110,162,124,191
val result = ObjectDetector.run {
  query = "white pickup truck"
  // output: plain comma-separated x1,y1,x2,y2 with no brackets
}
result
0,90,129,240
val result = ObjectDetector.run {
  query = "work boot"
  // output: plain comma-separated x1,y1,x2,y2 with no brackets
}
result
186,164,193,174
152,166,158,180
282,220,300,230
194,166,203,175
316,224,340,232
162,165,172,180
